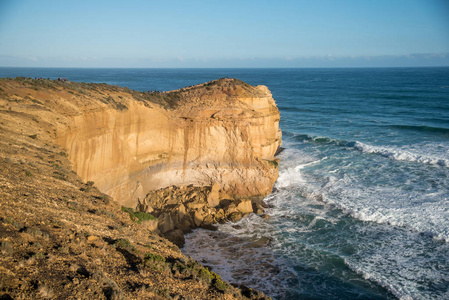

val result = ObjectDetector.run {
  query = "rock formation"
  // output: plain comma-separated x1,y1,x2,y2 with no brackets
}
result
0,77,282,243
55,78,282,208
137,184,270,247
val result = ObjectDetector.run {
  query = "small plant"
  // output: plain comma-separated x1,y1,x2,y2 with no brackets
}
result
265,159,279,168
144,253,165,263
25,170,32,177
33,252,46,260
121,206,157,224
198,268,213,283
114,238,135,252
143,253,167,272
0,241,13,255
211,272,229,292
53,172,67,181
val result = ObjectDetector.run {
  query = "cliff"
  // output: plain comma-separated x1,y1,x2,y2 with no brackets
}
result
57,78,281,208
0,78,281,208
0,77,275,299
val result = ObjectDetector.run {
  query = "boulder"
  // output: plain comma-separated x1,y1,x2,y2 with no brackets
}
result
202,214,215,226
158,213,175,233
207,183,220,207
219,192,233,201
176,215,194,233
164,229,185,248
186,201,205,210
252,203,265,215
236,199,253,214
193,210,208,227
228,212,242,223
141,219,158,232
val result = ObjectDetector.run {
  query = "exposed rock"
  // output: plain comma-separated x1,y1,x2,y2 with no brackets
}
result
228,212,243,223
141,219,158,232
186,201,206,210
87,235,99,242
260,200,274,209
260,214,271,219
244,237,272,248
52,78,281,208
139,184,262,233
252,203,265,215
207,183,220,207
193,210,208,227
163,229,185,248
158,213,175,234
236,199,253,214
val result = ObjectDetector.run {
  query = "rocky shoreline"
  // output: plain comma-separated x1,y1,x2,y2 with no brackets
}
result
133,184,272,248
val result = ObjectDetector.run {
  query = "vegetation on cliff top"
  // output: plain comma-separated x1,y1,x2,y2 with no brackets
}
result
0,76,261,110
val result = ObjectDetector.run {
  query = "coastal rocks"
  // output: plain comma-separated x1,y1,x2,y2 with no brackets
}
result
207,183,220,207
228,212,243,223
252,203,265,215
236,199,253,214
137,184,269,246
260,214,271,219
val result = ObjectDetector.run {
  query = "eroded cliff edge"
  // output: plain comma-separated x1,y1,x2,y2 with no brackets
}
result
53,78,282,207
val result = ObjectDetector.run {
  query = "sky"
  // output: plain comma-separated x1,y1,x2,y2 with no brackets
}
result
0,0,448,68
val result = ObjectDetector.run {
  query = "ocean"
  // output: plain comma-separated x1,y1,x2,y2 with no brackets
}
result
1,67,448,299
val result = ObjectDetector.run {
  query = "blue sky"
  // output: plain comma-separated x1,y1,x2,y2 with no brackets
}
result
0,0,448,68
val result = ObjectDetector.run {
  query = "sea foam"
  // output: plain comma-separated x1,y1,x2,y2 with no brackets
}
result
353,141,449,167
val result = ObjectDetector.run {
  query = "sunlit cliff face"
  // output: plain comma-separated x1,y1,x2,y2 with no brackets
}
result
0,78,281,207
58,79,281,207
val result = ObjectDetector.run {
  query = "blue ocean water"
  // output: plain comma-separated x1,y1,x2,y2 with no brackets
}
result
1,67,448,299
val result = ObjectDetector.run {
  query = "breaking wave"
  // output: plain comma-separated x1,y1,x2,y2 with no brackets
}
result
353,141,449,167
287,132,449,167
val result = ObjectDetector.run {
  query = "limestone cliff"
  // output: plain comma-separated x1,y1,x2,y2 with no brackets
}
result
0,78,281,209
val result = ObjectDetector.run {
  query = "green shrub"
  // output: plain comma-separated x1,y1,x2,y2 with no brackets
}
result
114,238,135,252
211,272,229,292
198,268,213,283
121,206,156,224
265,159,279,168
143,253,167,272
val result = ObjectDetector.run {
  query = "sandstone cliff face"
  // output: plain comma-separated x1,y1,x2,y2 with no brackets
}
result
57,79,282,207
0,78,281,208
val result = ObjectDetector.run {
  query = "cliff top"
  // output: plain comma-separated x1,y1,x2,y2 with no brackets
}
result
0,77,268,112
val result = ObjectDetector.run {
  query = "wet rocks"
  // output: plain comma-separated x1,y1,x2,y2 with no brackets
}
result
228,212,243,223
136,184,271,247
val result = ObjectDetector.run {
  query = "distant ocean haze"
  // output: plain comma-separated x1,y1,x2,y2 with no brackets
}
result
1,67,448,299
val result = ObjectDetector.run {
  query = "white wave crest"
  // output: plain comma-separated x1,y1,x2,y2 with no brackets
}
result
353,141,449,167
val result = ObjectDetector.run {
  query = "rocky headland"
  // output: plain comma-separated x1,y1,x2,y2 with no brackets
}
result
0,77,281,299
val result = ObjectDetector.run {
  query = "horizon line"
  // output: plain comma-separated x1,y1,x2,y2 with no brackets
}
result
1,65,449,70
